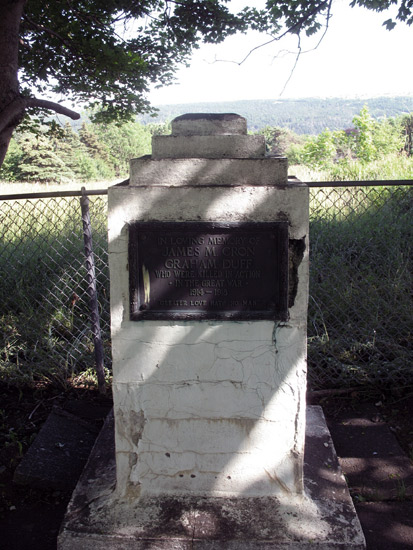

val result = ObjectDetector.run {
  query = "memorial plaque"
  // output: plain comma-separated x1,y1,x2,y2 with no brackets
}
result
129,222,288,320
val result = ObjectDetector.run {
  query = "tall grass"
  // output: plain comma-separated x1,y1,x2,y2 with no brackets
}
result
0,193,110,387
0,178,120,195
1,182,412,391
289,154,413,182
308,185,413,390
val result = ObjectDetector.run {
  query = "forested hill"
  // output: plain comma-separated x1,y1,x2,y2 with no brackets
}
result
139,96,413,135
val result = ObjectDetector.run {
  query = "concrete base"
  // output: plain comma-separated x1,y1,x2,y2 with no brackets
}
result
58,406,365,549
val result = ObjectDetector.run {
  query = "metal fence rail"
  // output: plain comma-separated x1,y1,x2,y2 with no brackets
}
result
1,182,412,390
308,182,412,390
0,192,110,387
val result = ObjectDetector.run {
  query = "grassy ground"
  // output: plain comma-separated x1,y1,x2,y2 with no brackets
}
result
1,179,412,392
289,154,413,182
0,186,112,388
307,184,413,390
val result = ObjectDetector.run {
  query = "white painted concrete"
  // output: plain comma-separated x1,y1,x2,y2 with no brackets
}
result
108,114,309,499
171,113,247,136
129,157,288,186
152,134,266,159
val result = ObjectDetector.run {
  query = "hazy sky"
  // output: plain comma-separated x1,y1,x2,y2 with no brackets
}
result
149,0,412,104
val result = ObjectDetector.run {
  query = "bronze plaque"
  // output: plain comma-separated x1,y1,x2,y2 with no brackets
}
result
129,222,288,320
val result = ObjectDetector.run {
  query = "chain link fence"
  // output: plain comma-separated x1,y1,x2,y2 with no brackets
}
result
0,191,110,387
308,182,413,390
1,183,412,390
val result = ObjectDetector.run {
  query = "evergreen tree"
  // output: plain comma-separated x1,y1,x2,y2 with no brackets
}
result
400,114,413,156
94,121,152,176
54,123,84,175
18,134,75,182
78,123,111,162
0,138,23,181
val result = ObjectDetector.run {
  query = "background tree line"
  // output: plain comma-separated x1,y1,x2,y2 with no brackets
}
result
1,106,412,183
263,106,413,180
2,0,412,168
138,96,413,135
0,118,169,183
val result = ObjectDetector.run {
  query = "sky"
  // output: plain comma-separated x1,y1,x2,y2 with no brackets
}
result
149,0,413,105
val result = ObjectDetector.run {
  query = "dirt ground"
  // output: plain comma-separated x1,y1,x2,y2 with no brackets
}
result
315,387,413,461
0,383,112,550
0,382,412,550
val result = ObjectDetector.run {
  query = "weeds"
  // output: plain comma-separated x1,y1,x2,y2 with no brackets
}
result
290,153,413,182
0,183,412,392
308,184,413,390
396,479,408,501
0,195,110,388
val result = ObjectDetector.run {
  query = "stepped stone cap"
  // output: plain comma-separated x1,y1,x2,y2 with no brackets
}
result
153,112,264,158
171,113,247,136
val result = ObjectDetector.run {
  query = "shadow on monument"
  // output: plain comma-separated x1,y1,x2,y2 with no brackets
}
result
58,114,365,549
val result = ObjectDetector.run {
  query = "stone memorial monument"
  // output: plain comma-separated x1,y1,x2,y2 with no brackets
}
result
58,114,365,549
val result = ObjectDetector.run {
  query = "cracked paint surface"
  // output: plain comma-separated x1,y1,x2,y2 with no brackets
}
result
108,167,309,500
112,321,307,497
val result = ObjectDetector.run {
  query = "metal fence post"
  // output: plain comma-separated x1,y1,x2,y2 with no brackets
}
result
1,182,411,391
80,187,106,394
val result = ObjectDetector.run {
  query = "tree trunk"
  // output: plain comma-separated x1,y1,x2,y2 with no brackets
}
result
0,1,80,167
0,0,27,166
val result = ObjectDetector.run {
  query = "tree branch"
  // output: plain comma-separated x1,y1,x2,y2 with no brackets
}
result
279,35,302,96
210,0,333,99
25,97,80,119
20,14,79,82
214,0,331,66
279,0,333,95
22,14,74,50
0,96,79,135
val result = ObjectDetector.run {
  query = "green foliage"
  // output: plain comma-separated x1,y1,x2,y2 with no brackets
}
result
308,185,413,389
2,0,413,171
0,140,23,181
351,106,405,162
291,153,413,182
18,0,268,126
401,113,413,155
2,186,412,392
139,96,413,135
326,154,413,181
1,103,412,184
371,117,404,156
78,123,111,162
17,134,76,183
350,0,413,26
145,121,172,137
352,106,378,162
257,125,305,156
0,117,153,183
94,120,152,176
13,2,413,128
288,106,410,178
0,196,110,388
300,130,340,169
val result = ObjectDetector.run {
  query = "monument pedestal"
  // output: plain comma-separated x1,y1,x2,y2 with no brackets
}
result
59,114,365,548
58,406,365,549
108,114,308,500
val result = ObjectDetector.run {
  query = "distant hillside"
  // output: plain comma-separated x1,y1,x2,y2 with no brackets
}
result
139,96,413,135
